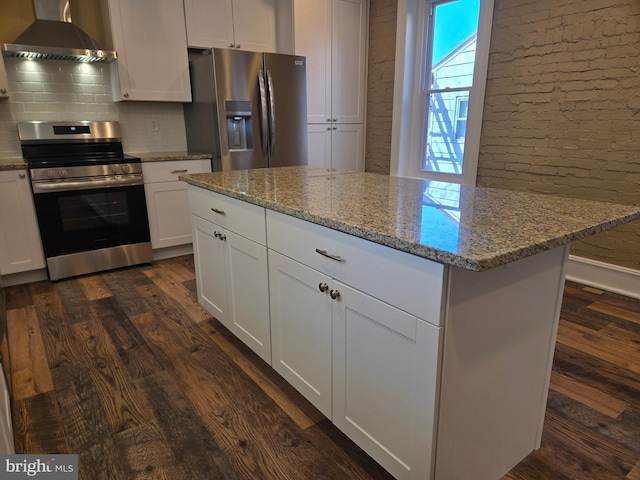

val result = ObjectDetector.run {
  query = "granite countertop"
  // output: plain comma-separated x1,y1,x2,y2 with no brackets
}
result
180,166,640,272
0,157,27,171
134,152,211,162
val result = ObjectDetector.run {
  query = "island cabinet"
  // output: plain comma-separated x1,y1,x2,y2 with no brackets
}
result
267,209,444,479
184,0,278,53
102,0,191,102
188,187,271,363
0,170,45,278
142,159,211,251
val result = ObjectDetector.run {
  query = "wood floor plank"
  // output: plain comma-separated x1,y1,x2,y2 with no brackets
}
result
92,296,163,379
628,460,640,480
50,363,129,479
135,371,241,480
11,391,70,454
77,274,113,301
142,268,210,324
71,319,153,433
29,280,83,369
556,320,640,375
55,278,100,325
201,317,325,430
100,270,151,317
550,370,629,418
7,306,54,400
4,283,32,309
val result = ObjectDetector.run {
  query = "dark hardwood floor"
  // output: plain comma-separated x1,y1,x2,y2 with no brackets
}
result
4,255,640,479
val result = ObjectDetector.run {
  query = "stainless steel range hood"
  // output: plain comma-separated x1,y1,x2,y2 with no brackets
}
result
2,0,116,63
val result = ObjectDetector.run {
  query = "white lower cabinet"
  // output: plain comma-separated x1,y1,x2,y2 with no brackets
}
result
189,188,271,363
333,282,441,480
0,170,45,276
143,159,211,250
268,250,333,417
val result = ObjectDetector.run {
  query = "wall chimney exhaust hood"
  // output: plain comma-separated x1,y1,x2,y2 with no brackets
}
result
2,0,116,63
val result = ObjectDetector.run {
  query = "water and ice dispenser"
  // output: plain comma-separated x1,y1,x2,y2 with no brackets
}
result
225,101,253,151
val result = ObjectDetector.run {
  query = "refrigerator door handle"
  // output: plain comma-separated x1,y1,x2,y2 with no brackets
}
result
258,70,269,155
266,70,276,156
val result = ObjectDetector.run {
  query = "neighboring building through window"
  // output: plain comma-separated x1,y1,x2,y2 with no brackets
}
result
422,0,479,175
390,0,494,185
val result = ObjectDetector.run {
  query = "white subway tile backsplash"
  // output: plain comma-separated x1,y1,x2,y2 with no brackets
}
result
0,57,188,158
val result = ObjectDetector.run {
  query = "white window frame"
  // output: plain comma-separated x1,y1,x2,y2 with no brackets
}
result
390,0,495,185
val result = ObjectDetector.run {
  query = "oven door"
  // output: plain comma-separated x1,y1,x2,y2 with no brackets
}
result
32,183,151,259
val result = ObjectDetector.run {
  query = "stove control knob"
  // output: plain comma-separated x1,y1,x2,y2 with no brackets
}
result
58,168,68,178
121,164,131,174
47,169,56,179
111,165,121,174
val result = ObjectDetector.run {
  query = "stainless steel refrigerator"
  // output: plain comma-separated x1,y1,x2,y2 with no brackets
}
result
184,48,308,171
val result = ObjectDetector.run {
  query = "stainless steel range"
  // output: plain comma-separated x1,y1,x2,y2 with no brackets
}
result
19,121,152,281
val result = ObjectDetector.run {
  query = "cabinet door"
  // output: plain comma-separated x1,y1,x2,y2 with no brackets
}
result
294,0,332,124
332,281,442,480
184,0,235,49
0,171,45,275
331,123,363,171
192,215,230,328
226,230,271,363
145,182,192,249
331,0,367,124
268,250,333,417
231,0,277,53
106,0,191,102
307,124,331,169
0,57,9,98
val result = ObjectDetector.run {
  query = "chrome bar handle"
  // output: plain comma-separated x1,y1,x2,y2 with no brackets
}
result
211,208,226,215
171,169,188,173
266,70,276,156
315,248,342,262
258,70,269,155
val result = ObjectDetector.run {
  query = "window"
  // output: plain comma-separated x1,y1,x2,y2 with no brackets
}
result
390,0,494,185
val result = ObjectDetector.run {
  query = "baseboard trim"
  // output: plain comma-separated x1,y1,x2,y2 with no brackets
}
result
566,255,640,300
152,243,193,261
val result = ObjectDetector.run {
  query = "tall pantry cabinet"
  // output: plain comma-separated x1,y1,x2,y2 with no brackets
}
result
294,0,368,172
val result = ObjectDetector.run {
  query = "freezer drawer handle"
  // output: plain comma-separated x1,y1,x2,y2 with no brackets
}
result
315,248,342,262
211,208,226,216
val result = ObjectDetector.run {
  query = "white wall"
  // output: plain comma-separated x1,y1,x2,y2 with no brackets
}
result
0,58,187,156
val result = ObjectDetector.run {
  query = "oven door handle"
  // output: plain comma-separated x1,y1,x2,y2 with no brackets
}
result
31,175,144,193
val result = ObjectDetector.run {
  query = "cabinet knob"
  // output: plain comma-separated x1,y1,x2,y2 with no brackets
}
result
19,172,26,178
327,119,331,122
333,118,337,122
219,234,227,241
329,289,340,300
318,282,329,293
235,44,241,49
123,92,129,98
327,127,331,131
333,127,337,130
214,231,221,238
229,43,235,48
0,88,6,94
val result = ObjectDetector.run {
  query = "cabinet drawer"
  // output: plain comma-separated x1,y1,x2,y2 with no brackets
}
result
142,159,211,183
188,186,266,245
266,210,445,326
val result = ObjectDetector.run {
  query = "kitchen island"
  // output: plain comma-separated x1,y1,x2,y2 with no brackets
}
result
180,166,640,480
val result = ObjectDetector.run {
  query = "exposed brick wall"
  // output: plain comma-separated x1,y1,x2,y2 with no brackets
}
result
364,0,396,174
477,0,640,270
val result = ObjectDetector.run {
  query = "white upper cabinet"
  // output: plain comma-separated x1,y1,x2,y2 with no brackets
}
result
294,0,368,124
184,0,277,53
0,57,9,98
103,0,192,102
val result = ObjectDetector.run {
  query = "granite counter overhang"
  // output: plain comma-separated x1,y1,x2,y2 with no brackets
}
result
179,166,640,272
